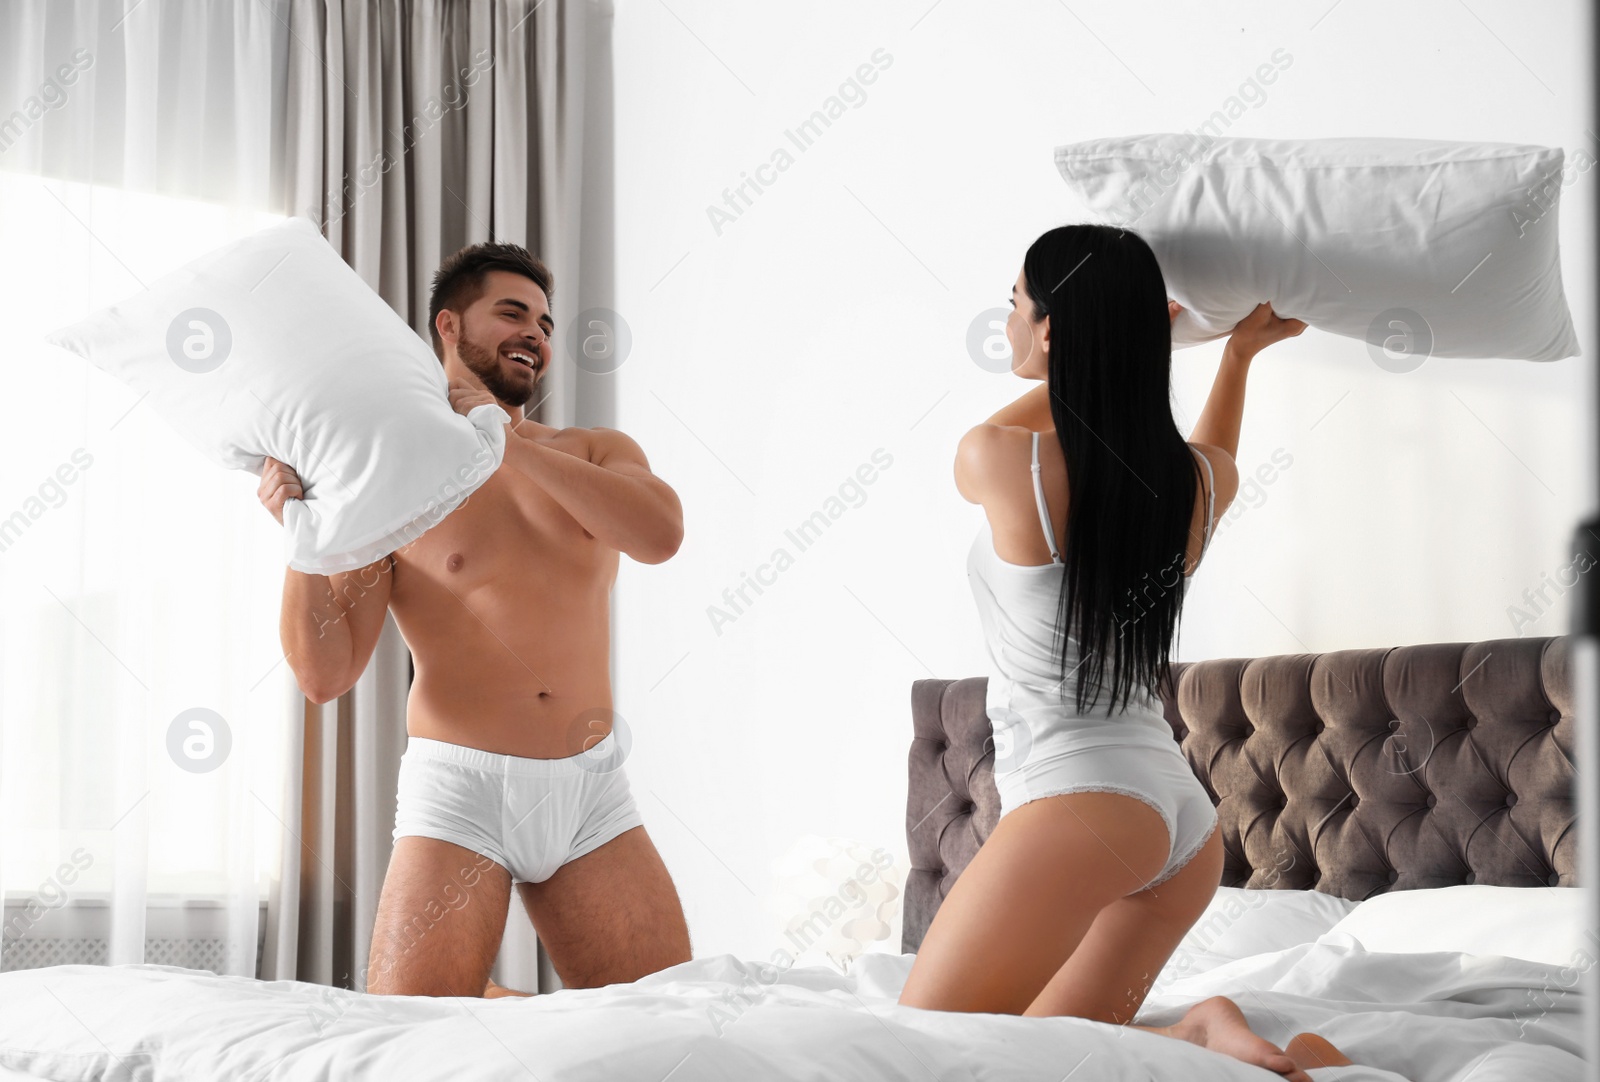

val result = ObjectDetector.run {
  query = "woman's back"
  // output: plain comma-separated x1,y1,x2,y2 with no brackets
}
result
964,426,1228,734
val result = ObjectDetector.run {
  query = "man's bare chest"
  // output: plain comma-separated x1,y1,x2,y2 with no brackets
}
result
387,467,617,604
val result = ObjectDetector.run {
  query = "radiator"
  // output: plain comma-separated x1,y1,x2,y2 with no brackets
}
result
1,900,270,978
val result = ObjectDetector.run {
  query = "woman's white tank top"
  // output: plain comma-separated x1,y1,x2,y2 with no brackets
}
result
966,432,1216,753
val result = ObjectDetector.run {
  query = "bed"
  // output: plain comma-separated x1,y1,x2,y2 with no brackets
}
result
906,633,1584,1080
0,635,1584,1081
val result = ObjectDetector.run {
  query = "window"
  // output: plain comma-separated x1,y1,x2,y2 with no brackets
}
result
0,171,288,908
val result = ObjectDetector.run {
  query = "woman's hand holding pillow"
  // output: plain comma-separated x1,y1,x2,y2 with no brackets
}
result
1223,302,1306,361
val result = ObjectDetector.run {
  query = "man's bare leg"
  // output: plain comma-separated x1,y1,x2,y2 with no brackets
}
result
366,836,512,996
481,825,690,996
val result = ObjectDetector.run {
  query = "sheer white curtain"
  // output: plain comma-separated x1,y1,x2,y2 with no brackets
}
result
1,0,612,990
0,1,287,976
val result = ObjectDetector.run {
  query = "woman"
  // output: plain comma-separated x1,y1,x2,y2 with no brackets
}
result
897,224,1352,1079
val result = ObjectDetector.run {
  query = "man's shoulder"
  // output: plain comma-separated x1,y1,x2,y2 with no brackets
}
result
522,423,643,466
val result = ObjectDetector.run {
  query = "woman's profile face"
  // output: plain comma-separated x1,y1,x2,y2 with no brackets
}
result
1007,266,1049,381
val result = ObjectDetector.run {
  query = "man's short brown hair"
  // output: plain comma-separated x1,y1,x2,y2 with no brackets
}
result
427,241,554,359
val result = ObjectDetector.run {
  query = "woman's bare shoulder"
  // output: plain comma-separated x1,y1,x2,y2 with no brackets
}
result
954,423,1038,506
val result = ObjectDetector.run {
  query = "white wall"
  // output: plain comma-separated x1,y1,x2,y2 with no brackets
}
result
607,0,1595,962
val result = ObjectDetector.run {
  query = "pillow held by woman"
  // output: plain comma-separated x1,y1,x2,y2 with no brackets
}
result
1055,134,1580,362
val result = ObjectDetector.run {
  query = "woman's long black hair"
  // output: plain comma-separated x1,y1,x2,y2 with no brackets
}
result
1022,224,1203,715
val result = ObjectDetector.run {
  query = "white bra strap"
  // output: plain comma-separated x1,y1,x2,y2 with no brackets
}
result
1192,446,1216,555
1030,432,1063,565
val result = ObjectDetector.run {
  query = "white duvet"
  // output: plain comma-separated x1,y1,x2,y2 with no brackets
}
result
0,935,1584,1082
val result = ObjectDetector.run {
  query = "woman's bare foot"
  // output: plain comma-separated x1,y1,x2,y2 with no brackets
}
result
482,977,532,999
1287,1032,1352,1069
1160,996,1314,1082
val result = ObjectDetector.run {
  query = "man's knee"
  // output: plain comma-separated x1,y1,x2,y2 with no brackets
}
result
364,944,490,997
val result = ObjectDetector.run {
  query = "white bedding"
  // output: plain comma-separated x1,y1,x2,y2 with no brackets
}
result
0,937,1584,1081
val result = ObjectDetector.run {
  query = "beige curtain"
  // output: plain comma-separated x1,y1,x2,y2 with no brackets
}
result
258,0,615,993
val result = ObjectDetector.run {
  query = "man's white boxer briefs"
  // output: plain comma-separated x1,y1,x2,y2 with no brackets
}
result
391,731,644,883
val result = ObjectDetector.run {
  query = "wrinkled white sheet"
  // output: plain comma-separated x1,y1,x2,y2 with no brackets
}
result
0,936,1584,1081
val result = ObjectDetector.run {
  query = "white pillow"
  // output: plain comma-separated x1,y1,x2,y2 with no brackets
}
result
1159,887,1361,983
1055,134,1580,362
45,216,510,575
1321,885,1588,966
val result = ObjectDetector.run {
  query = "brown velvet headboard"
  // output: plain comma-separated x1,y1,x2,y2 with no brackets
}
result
903,635,1577,953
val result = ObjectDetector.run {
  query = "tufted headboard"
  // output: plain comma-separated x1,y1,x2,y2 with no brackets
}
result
903,635,1577,953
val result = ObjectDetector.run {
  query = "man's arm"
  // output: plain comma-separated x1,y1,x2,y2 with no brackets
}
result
499,426,684,565
259,456,394,704
279,559,394,704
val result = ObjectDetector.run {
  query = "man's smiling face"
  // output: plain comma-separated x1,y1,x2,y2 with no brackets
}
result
446,269,554,409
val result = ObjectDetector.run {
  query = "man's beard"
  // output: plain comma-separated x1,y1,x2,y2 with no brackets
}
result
457,334,537,408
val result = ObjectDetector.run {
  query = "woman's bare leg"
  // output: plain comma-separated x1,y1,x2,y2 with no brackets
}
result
1138,997,1313,1082
898,791,1170,1014
482,977,532,998
1287,1032,1354,1069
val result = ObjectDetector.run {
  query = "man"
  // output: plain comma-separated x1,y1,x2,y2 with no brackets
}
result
257,241,691,997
